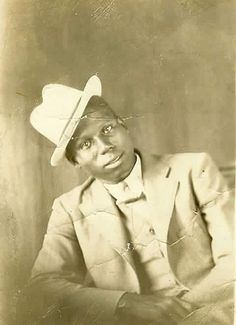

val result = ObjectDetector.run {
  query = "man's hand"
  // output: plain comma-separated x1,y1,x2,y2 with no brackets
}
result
116,292,193,325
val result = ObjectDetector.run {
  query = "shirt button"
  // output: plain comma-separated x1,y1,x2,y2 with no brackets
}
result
149,227,155,235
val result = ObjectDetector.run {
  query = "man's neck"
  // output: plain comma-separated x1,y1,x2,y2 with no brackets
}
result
101,154,137,185
103,154,142,186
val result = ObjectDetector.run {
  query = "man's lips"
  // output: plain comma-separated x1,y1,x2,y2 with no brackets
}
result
104,153,123,168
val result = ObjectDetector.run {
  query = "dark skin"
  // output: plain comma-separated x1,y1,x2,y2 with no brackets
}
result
69,107,136,183
67,102,194,324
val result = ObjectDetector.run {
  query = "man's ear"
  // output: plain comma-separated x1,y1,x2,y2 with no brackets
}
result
74,162,81,169
70,158,80,168
117,117,128,129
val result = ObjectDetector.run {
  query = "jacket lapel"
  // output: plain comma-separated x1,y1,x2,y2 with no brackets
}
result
141,153,179,254
79,179,138,272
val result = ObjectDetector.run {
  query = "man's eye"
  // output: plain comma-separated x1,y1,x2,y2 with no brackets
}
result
80,140,91,150
103,125,113,134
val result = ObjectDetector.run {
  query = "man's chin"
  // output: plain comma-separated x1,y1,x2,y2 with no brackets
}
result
92,152,136,183
102,164,135,184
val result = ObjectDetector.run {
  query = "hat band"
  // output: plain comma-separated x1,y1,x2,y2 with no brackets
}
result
57,95,82,147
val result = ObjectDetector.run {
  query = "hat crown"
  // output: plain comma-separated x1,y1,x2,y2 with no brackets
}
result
31,84,82,144
42,84,83,114
30,75,102,165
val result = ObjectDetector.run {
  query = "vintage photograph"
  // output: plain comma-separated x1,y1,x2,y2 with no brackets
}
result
0,1,235,324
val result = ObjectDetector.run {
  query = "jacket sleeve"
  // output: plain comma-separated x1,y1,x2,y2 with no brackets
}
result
22,197,125,325
182,153,234,306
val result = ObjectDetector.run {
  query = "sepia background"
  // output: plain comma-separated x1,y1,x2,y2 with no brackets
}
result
0,0,235,324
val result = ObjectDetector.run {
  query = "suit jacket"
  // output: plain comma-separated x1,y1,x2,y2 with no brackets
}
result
24,152,234,324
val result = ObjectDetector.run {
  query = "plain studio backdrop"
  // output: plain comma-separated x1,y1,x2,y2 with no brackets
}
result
0,1,234,324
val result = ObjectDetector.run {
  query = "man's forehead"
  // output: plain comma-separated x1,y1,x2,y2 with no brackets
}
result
82,106,115,120
72,99,116,138
82,96,116,118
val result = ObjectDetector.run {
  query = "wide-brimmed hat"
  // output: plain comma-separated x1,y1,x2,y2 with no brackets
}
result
30,75,102,166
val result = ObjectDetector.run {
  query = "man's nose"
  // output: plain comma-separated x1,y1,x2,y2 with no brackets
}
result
95,136,114,154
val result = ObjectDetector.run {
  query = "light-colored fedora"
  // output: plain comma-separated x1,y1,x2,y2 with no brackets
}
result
30,75,102,166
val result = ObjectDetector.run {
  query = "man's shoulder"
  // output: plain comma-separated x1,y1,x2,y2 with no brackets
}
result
146,151,210,168
142,151,214,180
143,152,217,182
159,151,210,165
53,176,95,211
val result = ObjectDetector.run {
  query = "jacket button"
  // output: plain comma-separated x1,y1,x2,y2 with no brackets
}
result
149,227,155,235
126,242,135,251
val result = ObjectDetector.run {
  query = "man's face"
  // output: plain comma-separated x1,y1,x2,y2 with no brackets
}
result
70,106,136,183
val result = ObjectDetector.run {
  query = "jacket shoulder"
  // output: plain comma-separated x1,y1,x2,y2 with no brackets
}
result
153,152,215,178
161,152,211,166
52,177,95,213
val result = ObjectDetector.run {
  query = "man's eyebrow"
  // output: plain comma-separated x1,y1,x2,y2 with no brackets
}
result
100,119,117,128
71,118,116,141
102,119,114,125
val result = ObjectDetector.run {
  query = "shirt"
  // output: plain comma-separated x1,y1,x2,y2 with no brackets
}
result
104,154,144,203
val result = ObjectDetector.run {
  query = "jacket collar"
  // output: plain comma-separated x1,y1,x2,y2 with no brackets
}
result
141,152,179,255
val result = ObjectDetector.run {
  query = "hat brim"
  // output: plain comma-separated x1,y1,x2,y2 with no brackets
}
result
50,75,102,166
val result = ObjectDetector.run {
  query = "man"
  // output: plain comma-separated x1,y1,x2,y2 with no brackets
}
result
25,75,234,324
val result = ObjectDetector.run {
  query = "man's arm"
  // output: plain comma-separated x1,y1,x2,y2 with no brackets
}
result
21,197,192,325
181,152,234,306
21,198,125,324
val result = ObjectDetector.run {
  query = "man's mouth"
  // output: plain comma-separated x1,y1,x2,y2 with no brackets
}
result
104,153,123,168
